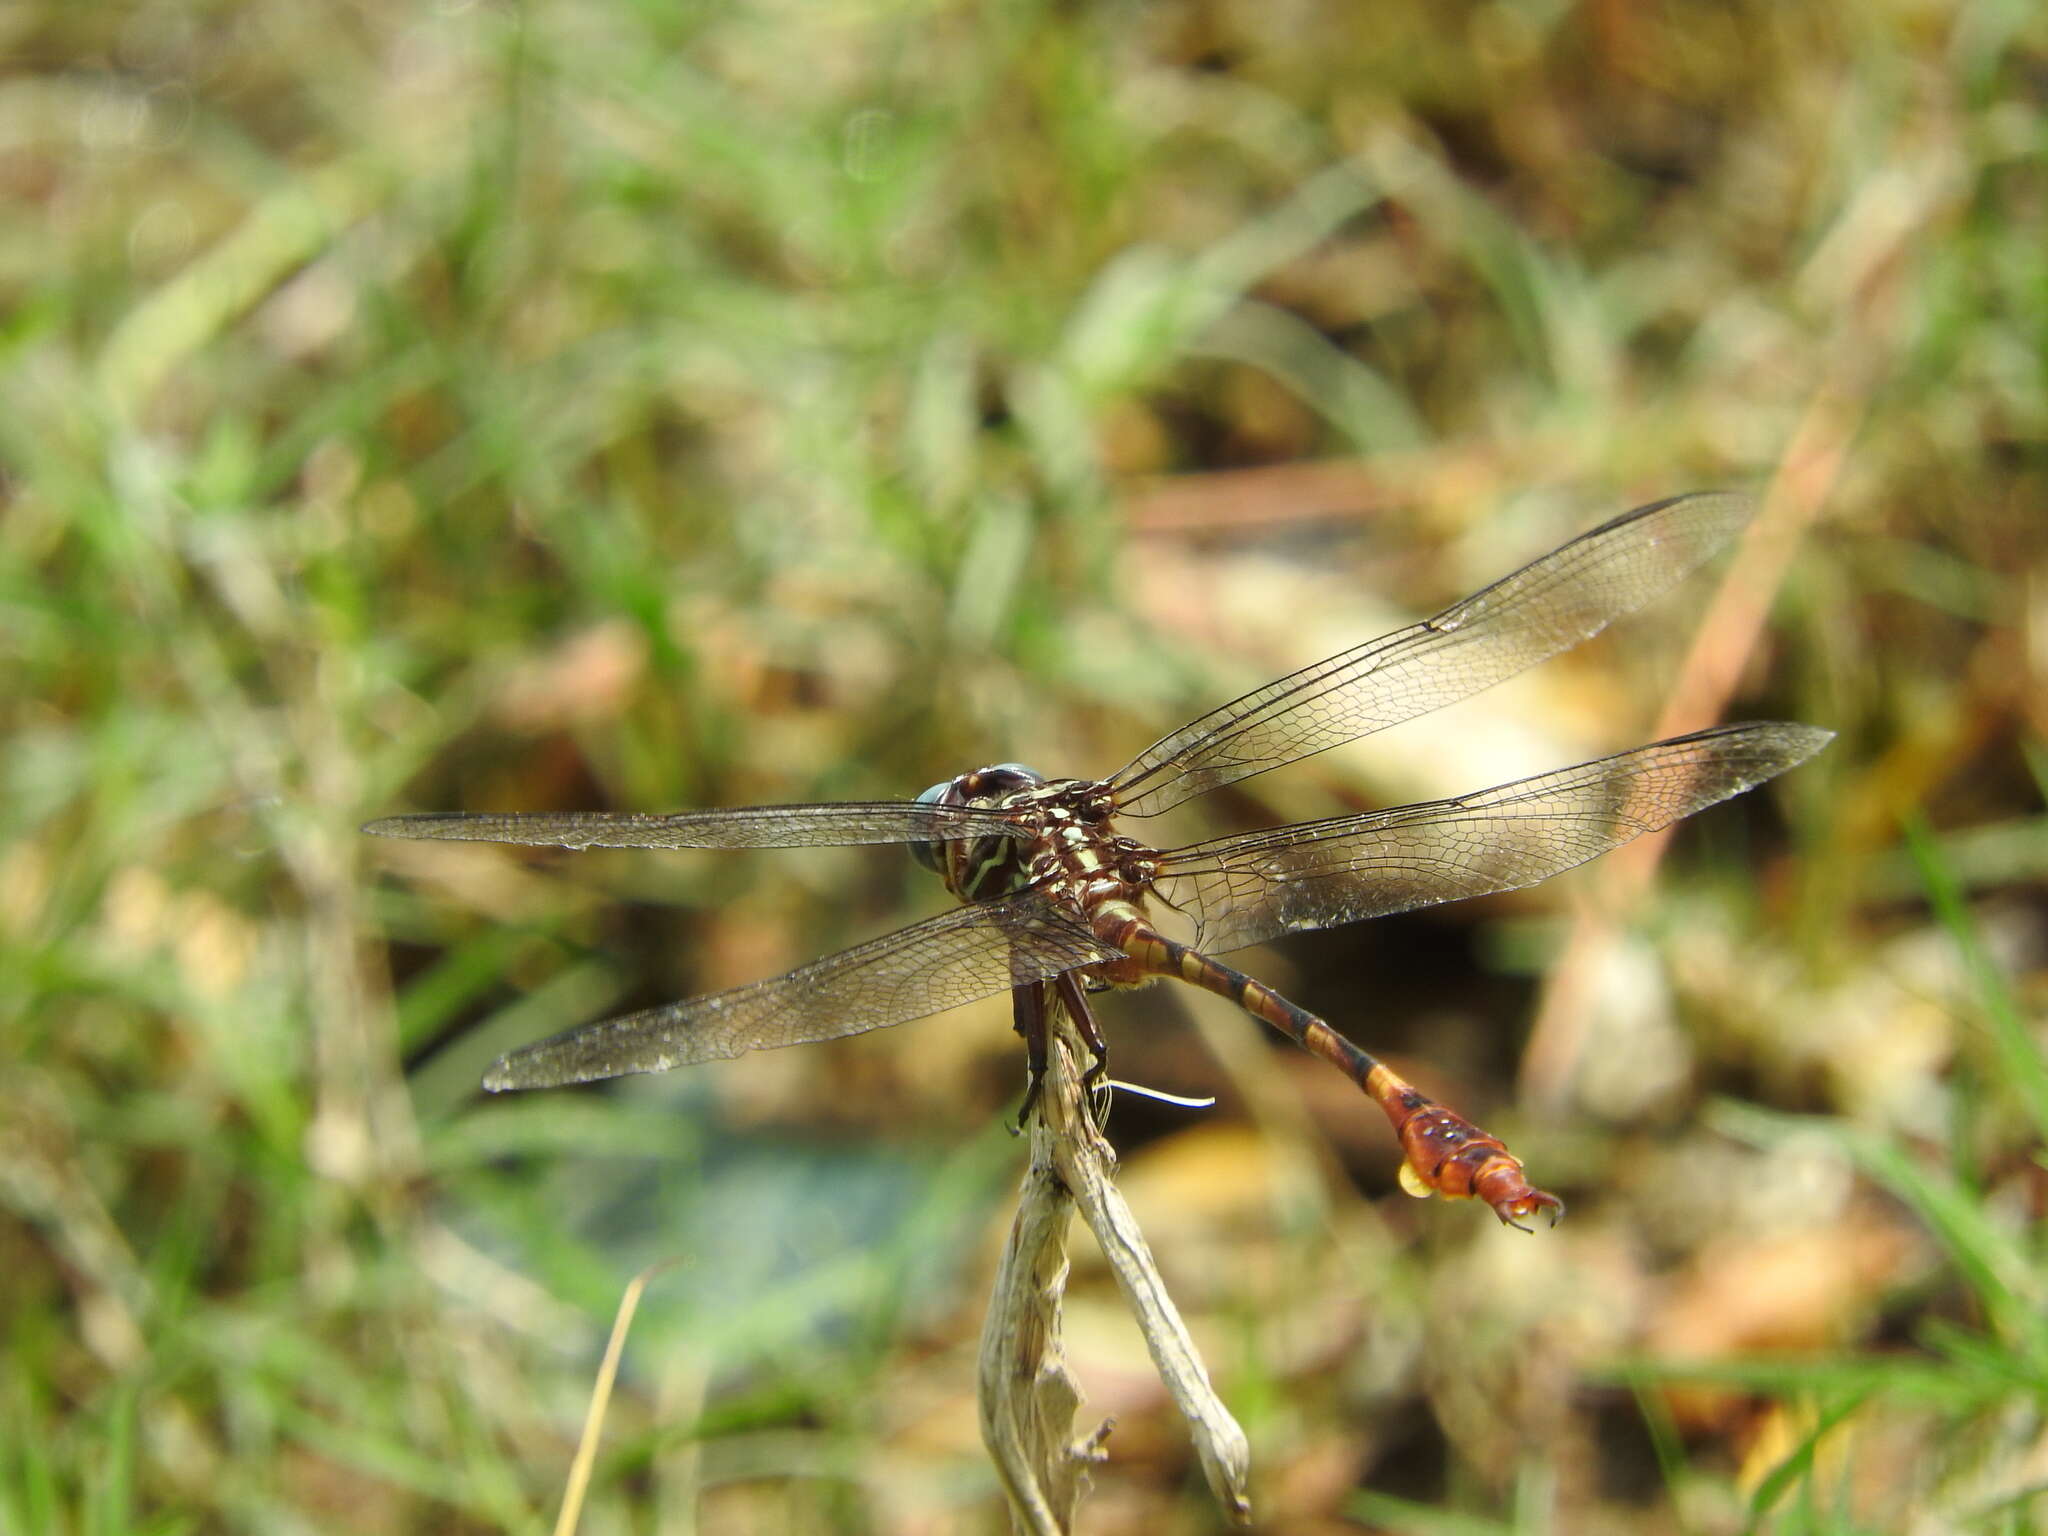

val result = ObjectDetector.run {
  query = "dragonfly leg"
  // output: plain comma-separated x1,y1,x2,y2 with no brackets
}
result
1119,925,1563,1230
1054,970,1111,1094
1013,975,1112,1130
1011,982,1050,1131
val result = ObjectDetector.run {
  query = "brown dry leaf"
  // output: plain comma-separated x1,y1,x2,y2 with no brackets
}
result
492,618,648,732
1117,1122,1282,1233
1647,1218,1917,1432
1267,1432,1377,1535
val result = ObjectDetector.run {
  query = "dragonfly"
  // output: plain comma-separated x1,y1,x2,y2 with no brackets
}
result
367,492,1829,1228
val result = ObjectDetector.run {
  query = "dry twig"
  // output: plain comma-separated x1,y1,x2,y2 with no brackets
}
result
978,986,1252,1531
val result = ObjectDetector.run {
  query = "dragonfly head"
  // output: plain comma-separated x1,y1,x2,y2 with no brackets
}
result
912,762,1045,899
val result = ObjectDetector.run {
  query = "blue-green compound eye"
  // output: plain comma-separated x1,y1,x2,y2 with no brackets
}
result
910,780,950,873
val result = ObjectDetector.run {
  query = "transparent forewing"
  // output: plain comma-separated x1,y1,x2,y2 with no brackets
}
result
1110,492,1755,817
362,801,1030,851
481,887,1125,1090
1154,723,1832,955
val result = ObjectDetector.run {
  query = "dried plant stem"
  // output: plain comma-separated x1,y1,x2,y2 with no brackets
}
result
555,1261,677,1536
978,984,1251,1532
1518,391,1854,1110
976,1133,1096,1532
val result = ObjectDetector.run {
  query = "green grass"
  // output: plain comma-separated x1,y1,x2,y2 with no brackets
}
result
3,1,2045,1531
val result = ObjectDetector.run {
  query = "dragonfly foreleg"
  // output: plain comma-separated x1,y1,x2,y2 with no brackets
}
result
1119,925,1564,1230
1012,974,1113,1131
1011,982,1050,1131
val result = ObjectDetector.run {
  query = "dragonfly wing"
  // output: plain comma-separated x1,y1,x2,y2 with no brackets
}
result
1111,492,1755,817
1154,723,1831,954
363,801,1028,850
482,887,1124,1090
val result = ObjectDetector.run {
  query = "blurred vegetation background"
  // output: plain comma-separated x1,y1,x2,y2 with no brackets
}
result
3,1,2045,1531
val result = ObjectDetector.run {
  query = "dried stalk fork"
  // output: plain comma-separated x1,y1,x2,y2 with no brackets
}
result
979,978,1252,1532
